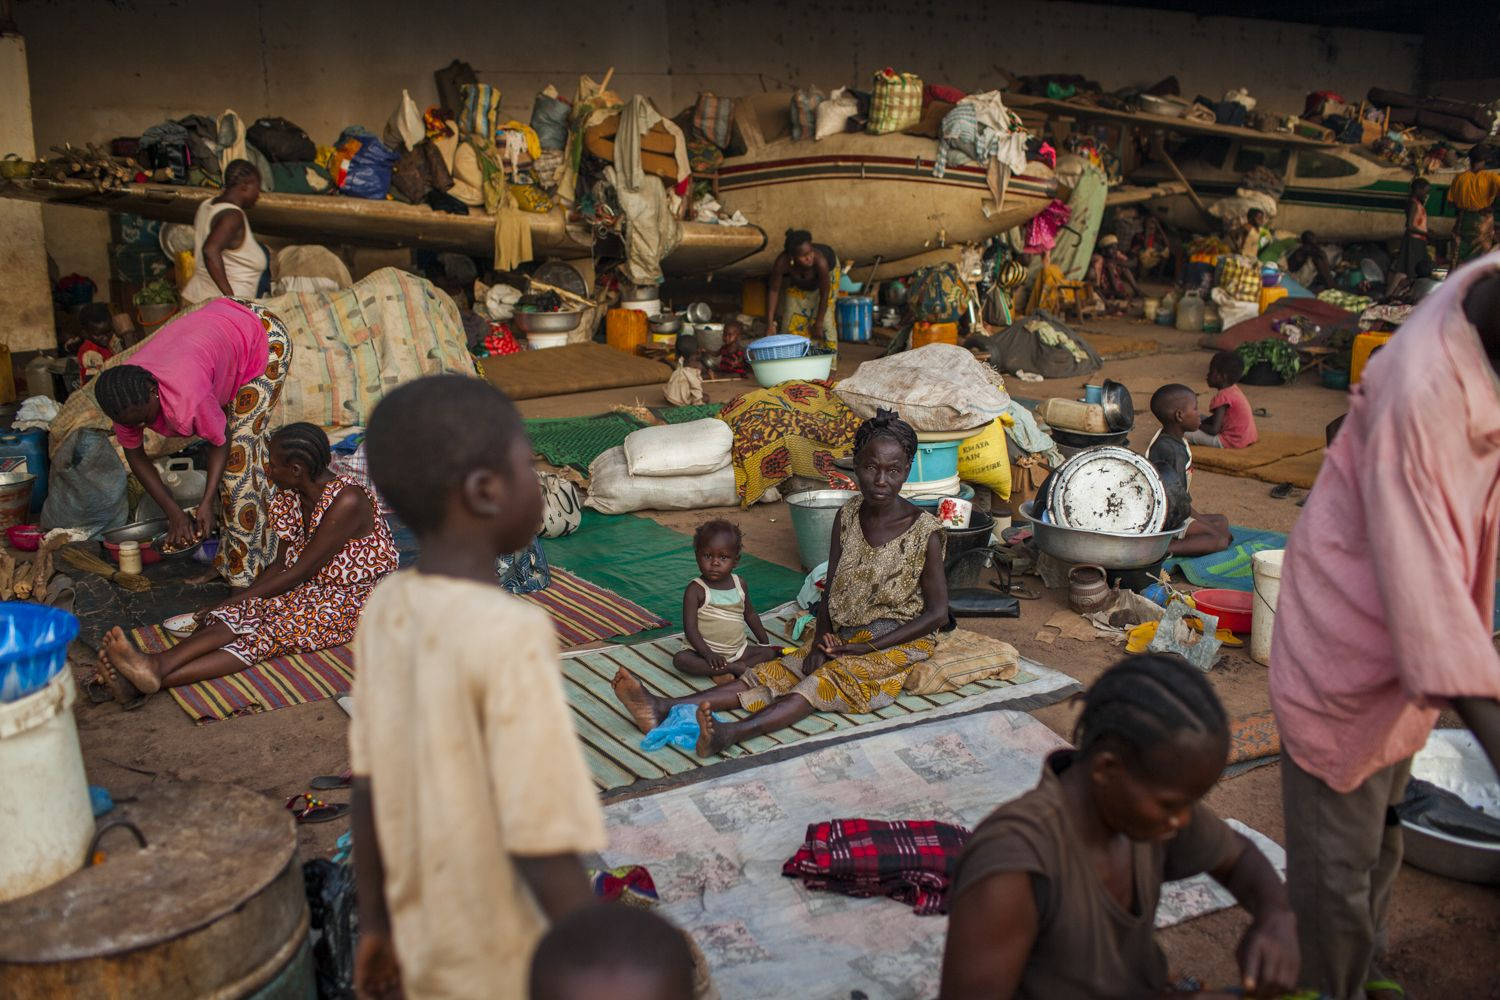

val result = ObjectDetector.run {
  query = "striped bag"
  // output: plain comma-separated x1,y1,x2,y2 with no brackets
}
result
790,88,826,141
459,83,502,141
692,92,733,149
868,69,923,134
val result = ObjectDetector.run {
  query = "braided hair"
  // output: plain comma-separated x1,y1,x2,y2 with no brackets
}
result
94,364,158,421
783,228,813,255
223,159,261,190
853,408,919,465
270,422,332,478
1074,654,1228,764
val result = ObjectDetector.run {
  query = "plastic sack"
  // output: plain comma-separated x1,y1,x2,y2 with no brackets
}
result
303,859,357,1000
868,69,924,135
531,88,572,150
390,89,425,150
538,471,583,538
789,88,826,141
585,446,737,514
958,419,1013,499
623,419,732,478
834,344,1012,433
341,137,400,199
39,429,128,539
815,88,858,140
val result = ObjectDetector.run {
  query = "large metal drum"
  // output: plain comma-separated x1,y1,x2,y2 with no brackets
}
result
0,782,313,999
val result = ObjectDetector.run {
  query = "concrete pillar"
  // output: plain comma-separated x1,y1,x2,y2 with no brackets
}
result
0,31,54,354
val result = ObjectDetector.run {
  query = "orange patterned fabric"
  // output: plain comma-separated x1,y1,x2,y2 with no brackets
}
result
718,381,860,506
210,476,398,665
740,623,936,714
215,300,292,586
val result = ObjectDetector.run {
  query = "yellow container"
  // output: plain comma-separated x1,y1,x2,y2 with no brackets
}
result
174,249,195,289
1258,284,1288,314
912,321,959,348
605,308,648,354
741,278,768,318
1350,331,1393,386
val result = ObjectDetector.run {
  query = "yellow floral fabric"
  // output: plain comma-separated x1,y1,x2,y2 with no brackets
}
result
740,623,936,714
718,381,860,506
827,494,942,629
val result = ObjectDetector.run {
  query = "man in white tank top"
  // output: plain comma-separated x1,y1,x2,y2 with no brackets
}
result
181,159,268,304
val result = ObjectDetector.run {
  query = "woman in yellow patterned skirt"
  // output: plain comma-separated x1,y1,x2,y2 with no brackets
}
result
614,409,948,756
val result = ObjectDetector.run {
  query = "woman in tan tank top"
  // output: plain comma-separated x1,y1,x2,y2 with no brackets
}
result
182,159,267,303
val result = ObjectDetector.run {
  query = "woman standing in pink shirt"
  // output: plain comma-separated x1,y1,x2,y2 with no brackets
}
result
94,297,293,588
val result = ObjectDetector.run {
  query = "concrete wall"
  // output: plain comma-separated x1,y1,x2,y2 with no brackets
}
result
0,33,55,353
19,0,1422,288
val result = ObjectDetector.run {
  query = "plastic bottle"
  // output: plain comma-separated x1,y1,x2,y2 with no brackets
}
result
1175,292,1205,332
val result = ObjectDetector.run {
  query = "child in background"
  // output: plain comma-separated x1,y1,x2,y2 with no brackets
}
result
1186,351,1259,449
665,333,705,406
1388,177,1433,295
1147,384,1231,556
351,375,606,1000
675,519,778,679
529,904,695,1000
715,320,750,378
940,654,1300,1000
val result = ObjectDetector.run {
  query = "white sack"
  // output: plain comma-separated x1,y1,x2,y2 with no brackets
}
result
834,343,1012,432
624,419,732,477
585,446,737,514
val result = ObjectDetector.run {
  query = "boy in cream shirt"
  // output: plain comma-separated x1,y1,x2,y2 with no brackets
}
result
350,375,605,999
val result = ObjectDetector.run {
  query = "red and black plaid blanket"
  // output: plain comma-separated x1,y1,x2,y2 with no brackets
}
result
781,818,972,915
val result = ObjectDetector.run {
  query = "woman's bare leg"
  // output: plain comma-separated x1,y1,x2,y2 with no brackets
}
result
158,649,253,687
101,621,239,694
612,668,750,733
696,693,814,757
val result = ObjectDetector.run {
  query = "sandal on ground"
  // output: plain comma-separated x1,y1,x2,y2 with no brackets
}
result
1269,482,1294,499
285,793,350,824
1253,407,1270,417
1366,978,1405,998
309,770,353,790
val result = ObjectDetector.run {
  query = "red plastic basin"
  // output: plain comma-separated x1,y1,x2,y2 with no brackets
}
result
1192,588,1253,633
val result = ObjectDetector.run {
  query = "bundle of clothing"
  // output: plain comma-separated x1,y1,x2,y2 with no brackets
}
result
782,818,972,915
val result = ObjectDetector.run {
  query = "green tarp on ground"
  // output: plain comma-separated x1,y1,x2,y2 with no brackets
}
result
540,509,804,643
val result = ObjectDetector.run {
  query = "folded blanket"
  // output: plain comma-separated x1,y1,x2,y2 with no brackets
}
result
782,818,971,915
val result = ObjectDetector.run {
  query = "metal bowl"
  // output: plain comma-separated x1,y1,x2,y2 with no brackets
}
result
1049,428,1131,449
1400,729,1500,885
685,301,712,324
103,518,170,544
514,311,582,334
151,531,201,559
648,313,683,335
1100,379,1134,433
1017,501,1178,569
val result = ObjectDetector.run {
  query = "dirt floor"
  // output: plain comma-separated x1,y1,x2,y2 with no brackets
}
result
70,313,1500,996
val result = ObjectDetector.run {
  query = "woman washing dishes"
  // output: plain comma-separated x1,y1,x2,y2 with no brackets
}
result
93,296,292,586
766,228,839,360
613,409,947,755
181,159,268,304
98,424,397,697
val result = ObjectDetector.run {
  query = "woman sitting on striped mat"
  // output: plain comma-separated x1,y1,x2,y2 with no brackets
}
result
98,424,398,699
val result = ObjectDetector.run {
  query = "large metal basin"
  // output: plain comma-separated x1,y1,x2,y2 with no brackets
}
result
1017,501,1176,569
786,490,855,571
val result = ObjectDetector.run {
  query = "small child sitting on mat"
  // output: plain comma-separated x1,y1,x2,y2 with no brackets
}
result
675,519,779,679
1185,351,1259,450
1148,383,1232,557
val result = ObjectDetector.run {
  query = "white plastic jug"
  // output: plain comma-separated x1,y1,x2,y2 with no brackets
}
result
1250,549,1285,666
0,670,94,901
1175,292,1206,332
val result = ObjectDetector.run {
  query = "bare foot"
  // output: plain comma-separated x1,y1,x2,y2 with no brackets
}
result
694,703,732,758
102,627,162,695
612,668,664,734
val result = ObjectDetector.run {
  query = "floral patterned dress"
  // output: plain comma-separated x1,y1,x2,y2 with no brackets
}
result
741,495,942,713
210,476,399,665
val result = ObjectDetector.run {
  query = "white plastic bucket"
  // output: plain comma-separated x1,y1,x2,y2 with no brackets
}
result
0,669,94,901
1250,549,1285,666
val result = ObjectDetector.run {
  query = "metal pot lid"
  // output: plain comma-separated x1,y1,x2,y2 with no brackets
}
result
1047,446,1166,534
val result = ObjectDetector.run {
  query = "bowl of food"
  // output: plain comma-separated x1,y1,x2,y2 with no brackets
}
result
163,613,198,639
151,530,201,559
6,524,43,552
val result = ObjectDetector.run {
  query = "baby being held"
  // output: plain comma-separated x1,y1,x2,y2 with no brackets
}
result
675,519,779,679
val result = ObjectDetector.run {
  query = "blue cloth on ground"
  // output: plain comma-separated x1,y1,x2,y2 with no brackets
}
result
1162,527,1287,591
641,702,725,752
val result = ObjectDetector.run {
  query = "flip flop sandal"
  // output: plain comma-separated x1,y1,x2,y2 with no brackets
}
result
285,793,350,824
1269,482,1294,499
1366,979,1405,997
309,771,353,791
1253,407,1270,417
